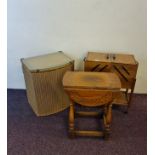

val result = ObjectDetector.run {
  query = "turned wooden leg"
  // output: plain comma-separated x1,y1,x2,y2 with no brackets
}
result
69,101,75,138
103,104,112,139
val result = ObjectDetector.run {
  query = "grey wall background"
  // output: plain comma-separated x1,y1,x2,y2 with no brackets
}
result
7,0,146,93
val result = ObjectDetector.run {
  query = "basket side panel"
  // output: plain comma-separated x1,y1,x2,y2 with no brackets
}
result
22,64,38,114
33,63,74,116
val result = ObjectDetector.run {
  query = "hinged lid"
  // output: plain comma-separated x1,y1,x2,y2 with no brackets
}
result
86,52,137,65
21,51,73,72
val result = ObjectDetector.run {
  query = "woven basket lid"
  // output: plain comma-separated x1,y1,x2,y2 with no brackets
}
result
21,51,73,72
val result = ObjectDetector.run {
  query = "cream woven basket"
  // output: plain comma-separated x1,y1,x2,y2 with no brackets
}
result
21,51,74,116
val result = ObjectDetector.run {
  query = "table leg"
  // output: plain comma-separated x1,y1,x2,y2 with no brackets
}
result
69,101,75,138
103,104,112,139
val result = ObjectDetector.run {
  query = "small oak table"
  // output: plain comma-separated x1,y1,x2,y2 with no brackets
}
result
63,71,121,139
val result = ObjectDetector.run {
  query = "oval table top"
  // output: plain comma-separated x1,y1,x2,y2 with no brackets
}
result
63,71,121,90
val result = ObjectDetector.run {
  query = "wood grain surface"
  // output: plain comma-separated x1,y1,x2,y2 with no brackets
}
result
63,71,121,90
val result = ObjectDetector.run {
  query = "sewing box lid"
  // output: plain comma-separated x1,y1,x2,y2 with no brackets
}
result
85,52,137,65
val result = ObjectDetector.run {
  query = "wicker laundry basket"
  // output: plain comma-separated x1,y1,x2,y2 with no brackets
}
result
21,51,74,116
